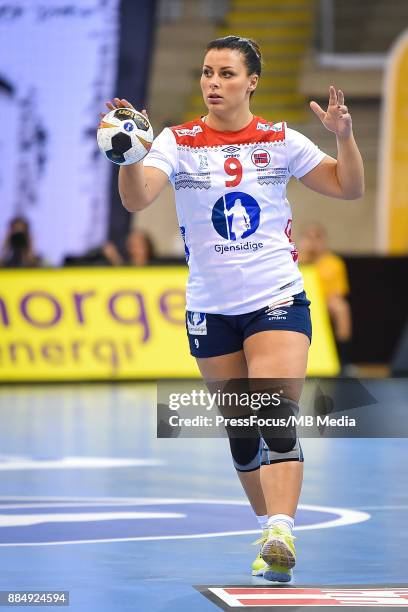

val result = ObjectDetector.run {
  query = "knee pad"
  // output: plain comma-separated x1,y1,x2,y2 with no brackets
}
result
258,397,304,464
261,436,304,465
228,436,263,472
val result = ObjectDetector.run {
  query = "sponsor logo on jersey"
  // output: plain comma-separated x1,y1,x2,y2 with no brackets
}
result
256,121,285,133
272,121,284,131
256,121,273,132
214,241,264,255
175,125,203,137
251,149,270,167
257,121,284,131
187,312,207,335
211,192,260,241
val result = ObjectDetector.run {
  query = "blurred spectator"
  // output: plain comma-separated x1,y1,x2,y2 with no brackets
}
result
125,229,155,266
63,241,123,266
298,222,352,371
1,216,43,268
63,230,155,267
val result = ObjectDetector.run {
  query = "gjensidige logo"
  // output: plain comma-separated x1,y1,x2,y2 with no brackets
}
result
211,192,260,241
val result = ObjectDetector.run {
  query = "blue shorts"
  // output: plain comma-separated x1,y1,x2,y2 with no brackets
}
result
186,291,312,358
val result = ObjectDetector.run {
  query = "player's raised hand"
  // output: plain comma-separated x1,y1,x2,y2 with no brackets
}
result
309,86,352,139
99,98,149,120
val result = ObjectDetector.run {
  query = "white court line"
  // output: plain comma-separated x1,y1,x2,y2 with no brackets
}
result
0,457,165,470
210,588,244,608
0,512,185,527
356,506,408,511
0,497,370,547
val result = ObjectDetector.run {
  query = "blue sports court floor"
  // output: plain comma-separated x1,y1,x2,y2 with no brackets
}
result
0,381,407,611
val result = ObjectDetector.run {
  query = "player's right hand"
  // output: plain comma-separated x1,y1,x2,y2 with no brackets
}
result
100,98,149,121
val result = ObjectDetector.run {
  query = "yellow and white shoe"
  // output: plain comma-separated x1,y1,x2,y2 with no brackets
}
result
261,525,296,583
251,529,269,576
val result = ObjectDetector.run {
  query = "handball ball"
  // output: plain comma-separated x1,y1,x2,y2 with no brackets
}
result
97,107,154,165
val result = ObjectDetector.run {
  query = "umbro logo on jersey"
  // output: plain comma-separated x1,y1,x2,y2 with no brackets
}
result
222,146,240,154
222,145,240,158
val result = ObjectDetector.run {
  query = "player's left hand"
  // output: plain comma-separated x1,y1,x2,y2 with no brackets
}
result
309,86,352,139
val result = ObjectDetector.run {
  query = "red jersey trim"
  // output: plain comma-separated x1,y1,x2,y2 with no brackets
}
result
170,116,285,147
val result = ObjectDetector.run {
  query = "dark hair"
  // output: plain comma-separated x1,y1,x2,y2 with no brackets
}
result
9,216,30,234
205,35,262,92
126,229,156,264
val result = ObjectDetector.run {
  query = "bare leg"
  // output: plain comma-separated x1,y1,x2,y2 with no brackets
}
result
260,463,303,517
244,330,309,518
237,470,267,516
196,351,267,516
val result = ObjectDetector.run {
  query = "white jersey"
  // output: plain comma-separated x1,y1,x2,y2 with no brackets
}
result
144,116,325,315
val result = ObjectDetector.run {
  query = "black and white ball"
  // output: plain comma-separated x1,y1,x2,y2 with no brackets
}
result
97,108,154,165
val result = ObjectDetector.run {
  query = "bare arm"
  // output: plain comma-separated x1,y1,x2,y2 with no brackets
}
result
103,97,170,212
300,87,364,200
119,163,169,212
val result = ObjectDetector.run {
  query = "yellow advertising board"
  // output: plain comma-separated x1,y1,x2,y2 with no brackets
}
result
377,29,408,253
0,266,338,381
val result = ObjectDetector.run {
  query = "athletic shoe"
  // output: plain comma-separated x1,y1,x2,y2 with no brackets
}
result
261,525,296,582
263,565,293,582
251,529,268,576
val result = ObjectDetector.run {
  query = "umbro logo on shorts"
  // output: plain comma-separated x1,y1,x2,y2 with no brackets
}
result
268,308,287,317
267,308,287,320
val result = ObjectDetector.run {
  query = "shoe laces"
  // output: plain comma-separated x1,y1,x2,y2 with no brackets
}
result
269,525,297,543
252,525,297,547
252,529,269,547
